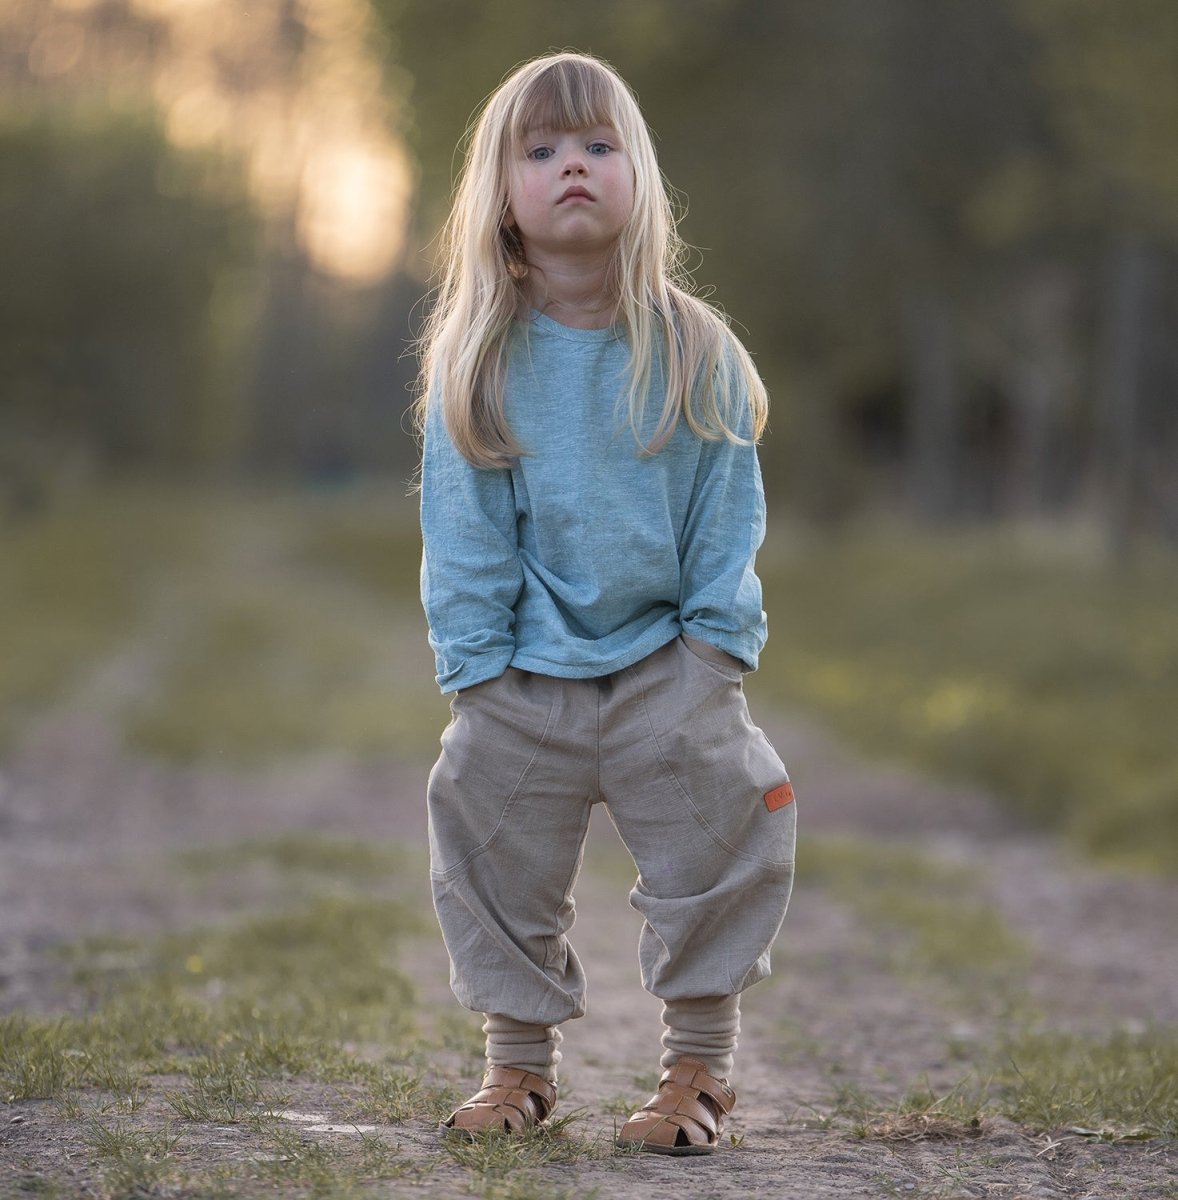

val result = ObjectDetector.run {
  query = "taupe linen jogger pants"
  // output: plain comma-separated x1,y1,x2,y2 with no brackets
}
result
426,634,796,1027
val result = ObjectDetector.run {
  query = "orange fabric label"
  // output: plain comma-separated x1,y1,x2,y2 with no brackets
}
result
764,782,794,812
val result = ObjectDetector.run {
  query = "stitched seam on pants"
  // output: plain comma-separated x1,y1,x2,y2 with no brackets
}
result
594,677,603,804
626,664,794,871
544,800,592,970
431,681,562,883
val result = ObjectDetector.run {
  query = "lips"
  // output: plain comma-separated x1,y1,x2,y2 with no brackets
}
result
558,185,593,203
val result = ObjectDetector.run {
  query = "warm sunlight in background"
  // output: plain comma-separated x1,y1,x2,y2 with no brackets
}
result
14,0,414,284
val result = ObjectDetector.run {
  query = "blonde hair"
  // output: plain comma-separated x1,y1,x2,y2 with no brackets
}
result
416,51,768,467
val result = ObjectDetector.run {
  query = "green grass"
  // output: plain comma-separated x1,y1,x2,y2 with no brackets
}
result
754,523,1178,873
122,490,447,764
998,1027,1178,1137
0,486,198,749
0,831,629,1197
65,1110,429,1199
441,1116,610,1200
83,1116,182,1188
2,835,436,1113
2,896,425,1107
0,483,447,765
847,1027,1178,1142
125,584,444,763
0,835,457,1197
799,836,1177,1143
801,835,1031,996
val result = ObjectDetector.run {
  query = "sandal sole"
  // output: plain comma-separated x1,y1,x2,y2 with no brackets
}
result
615,1137,717,1156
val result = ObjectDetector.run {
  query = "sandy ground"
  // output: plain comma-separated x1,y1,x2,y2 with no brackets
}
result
1,616,1176,1197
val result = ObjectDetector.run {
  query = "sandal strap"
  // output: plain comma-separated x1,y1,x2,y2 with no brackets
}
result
618,1057,736,1152
660,1058,736,1115
443,1065,556,1134
646,1085,720,1130
478,1066,557,1114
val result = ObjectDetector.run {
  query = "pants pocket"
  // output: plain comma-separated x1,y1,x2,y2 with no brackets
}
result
679,633,744,681
427,670,558,881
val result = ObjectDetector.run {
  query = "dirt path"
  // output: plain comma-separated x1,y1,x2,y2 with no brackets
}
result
1,509,1176,1198
3,693,1176,1197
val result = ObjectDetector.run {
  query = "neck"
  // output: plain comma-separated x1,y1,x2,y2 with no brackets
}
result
524,254,617,329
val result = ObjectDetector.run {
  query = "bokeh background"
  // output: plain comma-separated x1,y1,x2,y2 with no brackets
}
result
3,0,1177,872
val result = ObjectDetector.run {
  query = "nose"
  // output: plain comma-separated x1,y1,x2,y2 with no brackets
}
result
561,151,587,176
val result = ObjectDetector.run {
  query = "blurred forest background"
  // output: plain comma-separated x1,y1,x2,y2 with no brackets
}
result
2,0,1177,870
4,0,1178,535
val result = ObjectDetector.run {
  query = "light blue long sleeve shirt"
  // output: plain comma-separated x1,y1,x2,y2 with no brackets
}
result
420,312,767,693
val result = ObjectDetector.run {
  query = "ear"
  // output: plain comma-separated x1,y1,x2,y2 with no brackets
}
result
503,206,517,230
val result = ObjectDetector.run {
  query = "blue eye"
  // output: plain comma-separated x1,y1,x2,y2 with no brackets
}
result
588,141,611,156
527,146,553,161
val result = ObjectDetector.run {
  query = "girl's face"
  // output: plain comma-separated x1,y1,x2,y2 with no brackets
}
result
505,124,635,261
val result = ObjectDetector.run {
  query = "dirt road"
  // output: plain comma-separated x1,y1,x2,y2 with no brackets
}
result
2,685,1176,1198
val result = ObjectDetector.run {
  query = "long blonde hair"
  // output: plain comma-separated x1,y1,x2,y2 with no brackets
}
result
416,51,768,467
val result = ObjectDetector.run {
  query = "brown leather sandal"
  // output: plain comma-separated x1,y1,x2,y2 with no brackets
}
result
616,1057,736,1156
440,1066,557,1138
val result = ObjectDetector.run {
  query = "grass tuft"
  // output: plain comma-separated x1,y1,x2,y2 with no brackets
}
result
0,1019,76,1101
849,1028,1178,1142
348,1062,453,1124
1000,1027,1178,1138
851,1078,988,1141
164,1064,288,1124
440,1111,609,1178
84,1117,182,1194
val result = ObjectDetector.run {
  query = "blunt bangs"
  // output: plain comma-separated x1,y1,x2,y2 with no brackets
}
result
508,57,632,145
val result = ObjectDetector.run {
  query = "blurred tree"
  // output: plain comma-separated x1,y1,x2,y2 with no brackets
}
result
2,0,1173,528
1,0,420,498
1014,0,1178,235
0,108,258,507
1011,0,1178,553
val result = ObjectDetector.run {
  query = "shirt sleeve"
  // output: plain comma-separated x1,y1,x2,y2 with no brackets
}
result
419,402,523,692
677,422,768,672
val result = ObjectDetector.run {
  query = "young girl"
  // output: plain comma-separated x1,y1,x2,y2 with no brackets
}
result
416,51,795,1156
